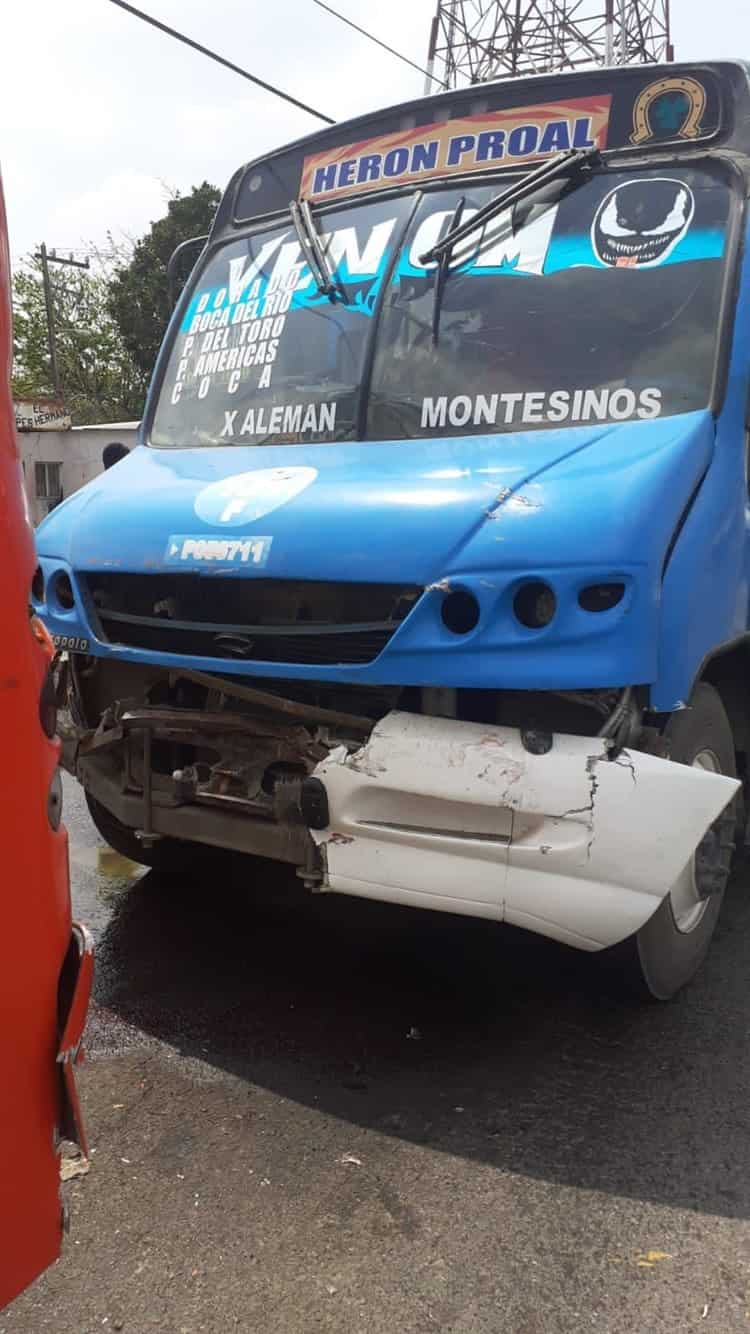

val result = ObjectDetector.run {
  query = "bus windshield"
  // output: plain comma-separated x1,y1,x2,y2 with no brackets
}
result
150,161,731,448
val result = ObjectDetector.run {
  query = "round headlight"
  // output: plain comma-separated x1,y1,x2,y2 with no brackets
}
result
513,581,556,630
53,572,75,611
441,590,480,635
32,565,45,603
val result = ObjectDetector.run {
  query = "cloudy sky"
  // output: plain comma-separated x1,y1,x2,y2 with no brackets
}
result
1,0,746,259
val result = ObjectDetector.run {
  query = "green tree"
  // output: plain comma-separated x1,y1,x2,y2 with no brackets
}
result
108,182,220,379
12,256,147,425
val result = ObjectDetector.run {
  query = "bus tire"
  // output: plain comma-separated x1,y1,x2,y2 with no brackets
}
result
85,791,203,876
610,682,737,1001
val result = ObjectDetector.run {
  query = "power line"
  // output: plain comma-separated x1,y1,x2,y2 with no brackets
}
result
312,0,447,89
106,0,335,125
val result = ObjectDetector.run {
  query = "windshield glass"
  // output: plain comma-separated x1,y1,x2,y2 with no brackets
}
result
150,197,411,448
150,163,731,447
368,164,730,437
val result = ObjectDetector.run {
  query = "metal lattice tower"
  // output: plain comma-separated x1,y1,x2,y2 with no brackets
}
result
424,0,673,90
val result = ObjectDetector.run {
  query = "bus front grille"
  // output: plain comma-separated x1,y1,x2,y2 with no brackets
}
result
82,572,422,667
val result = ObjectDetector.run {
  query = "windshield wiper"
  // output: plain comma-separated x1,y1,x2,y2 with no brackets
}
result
431,195,465,346
422,146,601,348
289,198,339,301
420,146,601,269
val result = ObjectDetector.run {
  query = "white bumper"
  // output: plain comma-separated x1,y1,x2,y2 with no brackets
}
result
311,711,739,951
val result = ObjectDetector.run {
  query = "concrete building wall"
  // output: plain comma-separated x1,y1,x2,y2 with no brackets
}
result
18,422,140,526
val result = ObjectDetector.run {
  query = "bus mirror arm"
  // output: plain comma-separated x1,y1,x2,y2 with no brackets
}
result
167,235,209,307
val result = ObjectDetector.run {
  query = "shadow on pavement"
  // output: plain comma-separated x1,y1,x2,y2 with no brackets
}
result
91,848,750,1221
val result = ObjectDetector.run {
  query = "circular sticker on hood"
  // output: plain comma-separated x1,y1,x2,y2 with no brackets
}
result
592,177,694,269
194,466,317,527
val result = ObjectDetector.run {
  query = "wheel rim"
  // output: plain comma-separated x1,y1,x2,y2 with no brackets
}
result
669,747,723,934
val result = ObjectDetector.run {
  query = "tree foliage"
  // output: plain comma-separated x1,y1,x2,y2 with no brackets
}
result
12,257,147,425
10,182,221,425
107,182,220,379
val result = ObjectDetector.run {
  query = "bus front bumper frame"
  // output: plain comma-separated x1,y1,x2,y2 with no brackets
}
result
310,711,740,951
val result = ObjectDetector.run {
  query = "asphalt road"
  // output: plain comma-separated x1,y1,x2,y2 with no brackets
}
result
5,775,750,1333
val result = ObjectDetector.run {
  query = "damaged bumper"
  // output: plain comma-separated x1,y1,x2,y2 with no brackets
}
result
311,712,740,950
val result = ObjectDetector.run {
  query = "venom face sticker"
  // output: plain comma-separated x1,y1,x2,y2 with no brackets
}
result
592,178,695,268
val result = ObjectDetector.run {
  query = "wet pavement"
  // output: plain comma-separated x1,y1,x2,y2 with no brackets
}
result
5,774,750,1332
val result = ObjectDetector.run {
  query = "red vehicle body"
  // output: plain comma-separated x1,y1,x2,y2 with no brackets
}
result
0,172,92,1309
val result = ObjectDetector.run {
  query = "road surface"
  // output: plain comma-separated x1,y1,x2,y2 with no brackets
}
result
5,776,750,1332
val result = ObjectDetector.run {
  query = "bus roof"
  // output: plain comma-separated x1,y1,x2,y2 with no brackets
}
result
213,60,750,233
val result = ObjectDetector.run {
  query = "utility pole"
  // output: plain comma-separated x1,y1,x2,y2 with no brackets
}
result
34,245,90,400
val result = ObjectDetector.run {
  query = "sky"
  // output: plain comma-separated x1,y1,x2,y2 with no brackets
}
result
1,0,747,261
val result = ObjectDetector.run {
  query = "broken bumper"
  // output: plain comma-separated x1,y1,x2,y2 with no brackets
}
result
311,712,740,950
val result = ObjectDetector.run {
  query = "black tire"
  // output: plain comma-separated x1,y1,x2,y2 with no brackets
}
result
85,791,205,875
610,682,737,1001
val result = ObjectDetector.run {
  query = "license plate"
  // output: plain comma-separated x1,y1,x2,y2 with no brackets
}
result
52,635,90,654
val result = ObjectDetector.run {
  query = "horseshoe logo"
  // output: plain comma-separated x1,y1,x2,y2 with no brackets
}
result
631,77,706,146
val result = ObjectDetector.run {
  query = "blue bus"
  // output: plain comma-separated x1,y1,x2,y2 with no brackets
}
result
35,61,750,998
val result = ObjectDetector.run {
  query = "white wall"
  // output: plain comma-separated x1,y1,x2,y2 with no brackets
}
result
18,422,140,526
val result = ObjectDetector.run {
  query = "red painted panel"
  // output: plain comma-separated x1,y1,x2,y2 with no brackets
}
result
0,170,88,1309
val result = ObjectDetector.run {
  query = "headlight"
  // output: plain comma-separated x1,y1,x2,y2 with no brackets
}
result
513,581,556,629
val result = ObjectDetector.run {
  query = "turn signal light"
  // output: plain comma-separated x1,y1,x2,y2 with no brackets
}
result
578,582,625,612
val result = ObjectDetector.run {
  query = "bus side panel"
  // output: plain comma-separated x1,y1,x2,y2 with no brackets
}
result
652,218,750,711
0,175,74,1309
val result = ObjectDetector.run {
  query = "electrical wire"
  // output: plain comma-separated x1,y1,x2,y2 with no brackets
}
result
312,0,447,88
105,0,335,125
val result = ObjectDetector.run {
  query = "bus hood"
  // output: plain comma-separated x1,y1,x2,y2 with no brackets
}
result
37,411,714,586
